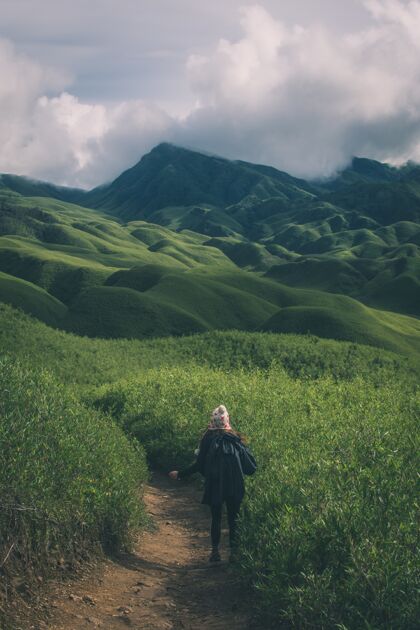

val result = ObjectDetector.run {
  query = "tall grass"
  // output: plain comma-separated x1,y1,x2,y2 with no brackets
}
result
0,356,148,624
95,366,419,629
0,304,417,389
1,303,418,627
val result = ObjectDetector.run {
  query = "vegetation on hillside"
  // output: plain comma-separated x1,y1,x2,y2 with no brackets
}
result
1,144,419,354
0,188,419,355
81,144,420,317
0,303,418,628
0,356,148,626
95,366,419,629
0,144,419,627
0,304,417,387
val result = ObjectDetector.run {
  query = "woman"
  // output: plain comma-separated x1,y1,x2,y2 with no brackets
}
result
169,405,257,562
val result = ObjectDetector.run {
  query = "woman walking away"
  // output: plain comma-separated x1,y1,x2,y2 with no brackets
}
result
169,405,257,563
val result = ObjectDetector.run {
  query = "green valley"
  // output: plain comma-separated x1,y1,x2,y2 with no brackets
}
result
0,143,419,354
1,145,419,629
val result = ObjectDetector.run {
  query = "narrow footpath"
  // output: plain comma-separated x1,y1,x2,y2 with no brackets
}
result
47,472,258,630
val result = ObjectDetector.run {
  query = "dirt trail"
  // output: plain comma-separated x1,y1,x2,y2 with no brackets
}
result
47,472,257,630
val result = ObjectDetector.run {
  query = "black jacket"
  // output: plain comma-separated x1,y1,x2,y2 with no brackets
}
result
178,430,257,506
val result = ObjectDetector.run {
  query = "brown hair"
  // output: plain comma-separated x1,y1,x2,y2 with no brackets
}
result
200,427,248,445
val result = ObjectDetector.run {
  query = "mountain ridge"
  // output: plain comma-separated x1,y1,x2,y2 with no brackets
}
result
0,143,419,351
2,143,420,223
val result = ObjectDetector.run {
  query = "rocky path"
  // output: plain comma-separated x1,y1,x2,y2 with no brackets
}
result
46,472,257,629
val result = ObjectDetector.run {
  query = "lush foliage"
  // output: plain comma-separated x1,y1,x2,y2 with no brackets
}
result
0,355,148,622
1,145,419,628
0,303,418,627
94,366,419,629
0,304,417,388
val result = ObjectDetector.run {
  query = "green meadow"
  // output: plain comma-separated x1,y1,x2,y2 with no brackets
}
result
1,145,419,627
95,366,419,629
0,188,419,356
0,303,418,628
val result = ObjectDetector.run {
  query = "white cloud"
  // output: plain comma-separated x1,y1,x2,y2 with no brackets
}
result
0,39,172,187
187,6,292,109
79,101,174,186
364,0,420,46
2,2,420,186
179,2,420,177
0,38,72,180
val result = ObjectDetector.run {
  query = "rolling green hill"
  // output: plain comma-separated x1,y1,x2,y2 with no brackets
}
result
0,302,417,386
1,146,419,630
0,270,67,325
81,145,420,317
0,144,419,353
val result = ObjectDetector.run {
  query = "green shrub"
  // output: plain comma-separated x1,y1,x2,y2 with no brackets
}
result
96,366,419,629
0,355,148,619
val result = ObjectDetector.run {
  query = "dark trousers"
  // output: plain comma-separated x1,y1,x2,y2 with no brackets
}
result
210,497,242,548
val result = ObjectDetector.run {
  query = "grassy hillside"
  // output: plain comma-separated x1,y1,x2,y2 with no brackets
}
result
95,365,419,629
0,303,417,386
0,145,419,350
78,145,420,317
0,304,418,629
1,146,419,629
1,237,419,354
0,144,420,324
0,270,67,325
261,301,420,357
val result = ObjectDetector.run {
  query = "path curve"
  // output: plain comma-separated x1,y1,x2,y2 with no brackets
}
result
47,472,257,629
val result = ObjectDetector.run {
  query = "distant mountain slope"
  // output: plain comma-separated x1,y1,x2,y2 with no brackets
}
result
0,144,419,349
80,145,420,229
83,143,316,219
71,146,419,317
0,173,83,203
320,157,420,189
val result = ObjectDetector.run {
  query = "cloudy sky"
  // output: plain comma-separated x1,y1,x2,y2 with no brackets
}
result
1,0,420,188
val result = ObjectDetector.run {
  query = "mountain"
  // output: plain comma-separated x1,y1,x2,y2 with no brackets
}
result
0,173,83,203
83,143,317,219
81,143,420,317
0,144,419,352
82,145,420,227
